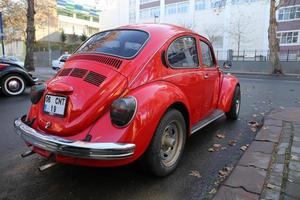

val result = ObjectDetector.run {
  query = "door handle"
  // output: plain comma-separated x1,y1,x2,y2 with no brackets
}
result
204,74,209,79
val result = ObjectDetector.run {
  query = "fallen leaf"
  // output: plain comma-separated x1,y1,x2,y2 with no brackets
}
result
218,166,233,177
189,170,202,178
228,140,237,146
291,155,299,161
252,114,257,118
240,145,248,151
209,188,217,194
208,148,215,152
208,144,223,152
216,133,226,139
267,183,275,189
279,106,285,110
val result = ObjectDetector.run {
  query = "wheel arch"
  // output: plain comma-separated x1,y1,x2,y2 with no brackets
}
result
167,101,190,136
218,74,240,113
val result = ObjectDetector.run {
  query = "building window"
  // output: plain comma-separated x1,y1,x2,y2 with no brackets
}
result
92,16,99,22
195,0,206,11
166,4,177,15
277,31,299,45
76,13,90,21
231,0,256,5
140,0,158,4
211,0,226,9
57,8,73,17
140,7,160,19
165,2,189,16
278,6,300,21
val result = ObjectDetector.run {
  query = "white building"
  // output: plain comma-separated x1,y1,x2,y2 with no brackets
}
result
100,0,271,59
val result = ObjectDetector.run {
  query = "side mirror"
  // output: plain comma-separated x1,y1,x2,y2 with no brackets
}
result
223,61,232,70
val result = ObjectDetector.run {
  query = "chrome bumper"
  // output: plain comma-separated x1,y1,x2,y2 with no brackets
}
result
14,118,135,160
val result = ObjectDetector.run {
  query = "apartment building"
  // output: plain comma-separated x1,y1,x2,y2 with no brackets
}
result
276,0,300,58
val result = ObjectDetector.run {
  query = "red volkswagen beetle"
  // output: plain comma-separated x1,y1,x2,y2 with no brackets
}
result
14,24,240,176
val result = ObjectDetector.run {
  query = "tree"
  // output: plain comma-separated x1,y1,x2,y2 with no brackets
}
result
204,25,223,46
24,0,35,72
69,33,79,43
80,33,87,42
61,30,66,43
229,16,248,58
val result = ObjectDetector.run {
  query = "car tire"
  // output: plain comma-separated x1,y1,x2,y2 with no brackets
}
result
143,109,186,176
226,86,241,120
1,74,26,96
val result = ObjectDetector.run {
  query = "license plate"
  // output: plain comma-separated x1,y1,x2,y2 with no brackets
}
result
44,95,67,117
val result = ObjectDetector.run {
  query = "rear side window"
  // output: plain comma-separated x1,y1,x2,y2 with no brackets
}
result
167,36,199,68
200,41,214,67
76,30,149,59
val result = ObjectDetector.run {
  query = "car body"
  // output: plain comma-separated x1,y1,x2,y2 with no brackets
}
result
0,56,24,68
52,54,70,71
0,60,38,96
14,24,240,176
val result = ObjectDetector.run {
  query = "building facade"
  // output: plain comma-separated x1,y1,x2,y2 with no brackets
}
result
56,0,100,36
276,0,300,60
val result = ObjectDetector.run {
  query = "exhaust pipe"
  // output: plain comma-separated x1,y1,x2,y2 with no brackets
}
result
21,150,35,158
38,162,57,172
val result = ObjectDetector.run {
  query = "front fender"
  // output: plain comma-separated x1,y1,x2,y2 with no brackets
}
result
86,81,191,166
218,74,240,112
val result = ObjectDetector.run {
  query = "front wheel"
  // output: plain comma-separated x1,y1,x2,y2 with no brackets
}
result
1,74,26,96
143,109,186,176
226,86,241,120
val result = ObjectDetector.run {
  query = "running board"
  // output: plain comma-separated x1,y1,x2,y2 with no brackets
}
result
191,110,224,134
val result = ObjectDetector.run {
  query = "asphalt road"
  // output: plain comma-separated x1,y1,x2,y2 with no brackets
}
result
0,72,300,200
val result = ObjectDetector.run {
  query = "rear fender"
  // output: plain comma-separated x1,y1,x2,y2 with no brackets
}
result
218,74,240,112
87,81,191,164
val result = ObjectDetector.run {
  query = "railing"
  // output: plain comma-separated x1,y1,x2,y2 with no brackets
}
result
215,49,300,62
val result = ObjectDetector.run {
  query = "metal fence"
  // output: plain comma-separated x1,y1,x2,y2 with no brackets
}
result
215,49,300,62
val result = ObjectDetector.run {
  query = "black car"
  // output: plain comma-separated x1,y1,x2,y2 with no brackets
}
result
0,60,38,96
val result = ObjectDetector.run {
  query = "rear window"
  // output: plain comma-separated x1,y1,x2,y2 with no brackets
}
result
75,30,149,59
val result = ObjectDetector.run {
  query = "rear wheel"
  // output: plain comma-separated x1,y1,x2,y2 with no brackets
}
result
143,109,186,176
226,86,241,120
1,74,26,96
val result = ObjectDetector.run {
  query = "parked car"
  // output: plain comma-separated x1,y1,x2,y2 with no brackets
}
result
0,60,38,96
0,56,24,67
52,54,70,71
14,24,240,176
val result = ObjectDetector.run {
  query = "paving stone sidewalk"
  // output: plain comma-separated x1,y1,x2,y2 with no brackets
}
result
213,107,300,200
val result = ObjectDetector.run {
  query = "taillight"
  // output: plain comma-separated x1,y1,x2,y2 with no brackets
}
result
0,64,8,70
110,96,137,127
30,83,46,104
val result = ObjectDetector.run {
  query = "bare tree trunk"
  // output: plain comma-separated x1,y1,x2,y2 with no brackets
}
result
268,0,282,74
24,0,35,72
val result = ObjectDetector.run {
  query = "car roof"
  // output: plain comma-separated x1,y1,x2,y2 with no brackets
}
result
117,23,202,42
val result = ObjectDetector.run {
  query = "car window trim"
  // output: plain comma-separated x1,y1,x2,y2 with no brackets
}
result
166,35,200,69
199,39,217,68
73,29,151,60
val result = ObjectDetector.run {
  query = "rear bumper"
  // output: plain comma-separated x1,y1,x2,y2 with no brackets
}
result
14,118,136,160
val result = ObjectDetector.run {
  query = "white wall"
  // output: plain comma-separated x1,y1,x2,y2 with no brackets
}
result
99,0,130,30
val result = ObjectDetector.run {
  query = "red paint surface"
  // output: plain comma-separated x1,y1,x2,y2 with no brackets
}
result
25,24,239,167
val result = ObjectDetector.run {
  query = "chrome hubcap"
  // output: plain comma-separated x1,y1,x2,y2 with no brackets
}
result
160,121,183,167
236,99,240,115
8,80,20,91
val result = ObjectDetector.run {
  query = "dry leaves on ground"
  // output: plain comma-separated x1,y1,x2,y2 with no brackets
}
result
228,140,237,146
189,170,202,178
240,144,249,151
216,133,226,139
248,120,260,132
208,144,223,152
218,166,233,178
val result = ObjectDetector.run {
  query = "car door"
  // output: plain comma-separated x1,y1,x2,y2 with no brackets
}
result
165,35,208,125
199,39,220,116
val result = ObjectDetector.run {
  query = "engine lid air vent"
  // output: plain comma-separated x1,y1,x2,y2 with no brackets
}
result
84,71,106,87
70,68,88,78
59,68,73,76
68,54,123,69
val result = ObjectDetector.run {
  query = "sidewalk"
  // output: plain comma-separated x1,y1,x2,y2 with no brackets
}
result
213,107,300,200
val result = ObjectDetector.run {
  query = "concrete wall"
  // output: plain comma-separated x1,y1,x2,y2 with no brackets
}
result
219,60,300,75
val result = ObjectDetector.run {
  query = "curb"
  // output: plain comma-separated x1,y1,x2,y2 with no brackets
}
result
213,107,300,200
